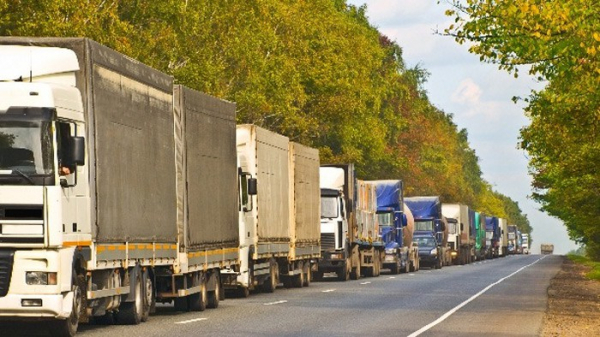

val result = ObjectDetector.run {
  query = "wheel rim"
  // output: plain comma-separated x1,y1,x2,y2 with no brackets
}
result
135,278,143,315
70,283,82,327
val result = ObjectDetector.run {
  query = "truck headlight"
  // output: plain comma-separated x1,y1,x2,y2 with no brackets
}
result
385,248,397,255
26,272,57,285
430,249,437,256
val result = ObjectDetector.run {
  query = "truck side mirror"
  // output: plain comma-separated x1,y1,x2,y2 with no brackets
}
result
247,177,257,195
71,136,85,166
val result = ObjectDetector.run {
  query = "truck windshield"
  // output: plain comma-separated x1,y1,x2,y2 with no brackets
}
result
321,196,339,218
377,212,393,227
414,220,434,232
415,236,435,248
0,108,55,185
448,222,457,234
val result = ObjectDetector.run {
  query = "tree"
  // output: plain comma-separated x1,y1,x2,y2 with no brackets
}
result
444,0,600,259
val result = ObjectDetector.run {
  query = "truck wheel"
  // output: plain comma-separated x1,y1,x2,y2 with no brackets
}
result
237,286,250,298
302,263,311,287
350,261,360,280
373,256,380,277
404,260,411,273
292,263,305,288
117,273,143,324
188,280,207,311
261,261,278,293
141,271,154,322
50,273,85,337
207,274,220,309
389,261,400,275
313,271,324,281
338,259,350,280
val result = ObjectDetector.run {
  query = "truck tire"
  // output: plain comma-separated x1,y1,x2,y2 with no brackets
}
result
404,260,411,273
350,261,360,280
261,261,278,293
373,256,380,277
207,274,220,309
337,258,351,281
188,280,207,311
116,273,143,324
50,273,85,337
292,262,305,288
313,271,324,281
141,270,154,322
237,286,250,298
389,260,400,275
302,262,311,287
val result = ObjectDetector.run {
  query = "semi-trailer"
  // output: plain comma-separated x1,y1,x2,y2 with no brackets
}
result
405,196,450,269
474,211,487,260
485,216,500,258
498,218,508,257
442,204,473,265
507,225,518,254
540,243,554,255
521,233,530,254
233,124,320,293
0,37,240,336
369,180,419,274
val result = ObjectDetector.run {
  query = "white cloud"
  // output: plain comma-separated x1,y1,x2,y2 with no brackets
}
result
451,78,482,105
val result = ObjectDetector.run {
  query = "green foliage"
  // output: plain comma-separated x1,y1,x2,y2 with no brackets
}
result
568,254,600,281
0,0,531,240
444,0,599,260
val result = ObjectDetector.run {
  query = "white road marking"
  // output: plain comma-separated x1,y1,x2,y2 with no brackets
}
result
175,318,208,324
360,281,371,285
263,300,288,306
322,289,336,293
389,276,396,279
409,274,416,276
407,256,546,337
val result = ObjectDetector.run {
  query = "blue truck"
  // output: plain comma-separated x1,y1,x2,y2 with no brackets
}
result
369,180,419,274
405,197,450,269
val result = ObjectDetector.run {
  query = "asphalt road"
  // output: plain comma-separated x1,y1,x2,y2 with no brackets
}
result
1,254,561,337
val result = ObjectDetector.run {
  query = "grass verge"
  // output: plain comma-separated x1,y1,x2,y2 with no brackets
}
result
567,254,600,280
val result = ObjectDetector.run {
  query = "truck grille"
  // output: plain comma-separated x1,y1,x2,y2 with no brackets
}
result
321,233,335,251
0,250,15,297
0,205,44,244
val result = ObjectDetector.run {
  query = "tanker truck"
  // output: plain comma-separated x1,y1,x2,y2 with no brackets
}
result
369,180,419,274
0,37,241,336
405,197,450,269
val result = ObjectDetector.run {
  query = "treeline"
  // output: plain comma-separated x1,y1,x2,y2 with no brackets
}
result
445,0,598,259
0,0,531,235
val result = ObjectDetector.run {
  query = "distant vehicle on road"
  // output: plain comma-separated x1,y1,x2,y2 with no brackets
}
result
540,243,554,255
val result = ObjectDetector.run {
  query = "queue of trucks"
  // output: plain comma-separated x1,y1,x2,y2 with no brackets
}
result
0,37,531,336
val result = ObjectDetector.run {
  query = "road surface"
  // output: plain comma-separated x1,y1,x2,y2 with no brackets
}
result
1,254,561,337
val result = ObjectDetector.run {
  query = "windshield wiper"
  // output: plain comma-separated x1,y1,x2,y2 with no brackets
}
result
11,169,35,185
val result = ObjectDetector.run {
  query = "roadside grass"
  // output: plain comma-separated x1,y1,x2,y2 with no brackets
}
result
567,254,600,281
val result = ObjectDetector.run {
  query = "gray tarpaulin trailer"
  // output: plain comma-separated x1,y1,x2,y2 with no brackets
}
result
0,37,239,335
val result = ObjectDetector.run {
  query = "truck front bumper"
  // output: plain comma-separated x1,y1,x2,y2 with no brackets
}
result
418,254,438,266
318,251,347,272
0,292,73,319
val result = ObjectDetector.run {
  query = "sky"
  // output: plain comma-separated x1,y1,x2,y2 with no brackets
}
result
346,0,580,255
